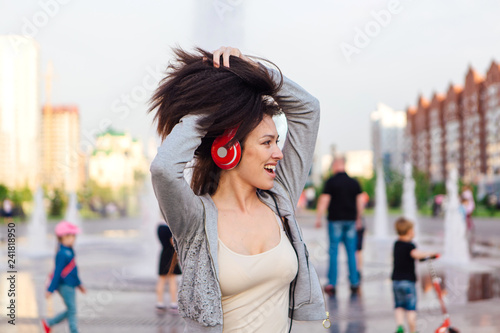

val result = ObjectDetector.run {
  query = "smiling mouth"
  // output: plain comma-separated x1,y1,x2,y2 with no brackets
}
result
264,165,276,174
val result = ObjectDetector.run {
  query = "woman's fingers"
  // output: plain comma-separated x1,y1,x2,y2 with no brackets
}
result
223,48,241,68
222,48,231,68
212,46,243,68
212,47,225,68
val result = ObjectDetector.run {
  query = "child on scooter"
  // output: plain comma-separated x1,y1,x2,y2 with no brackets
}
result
392,217,438,333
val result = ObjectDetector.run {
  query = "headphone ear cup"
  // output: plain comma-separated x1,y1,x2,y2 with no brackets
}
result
211,128,241,170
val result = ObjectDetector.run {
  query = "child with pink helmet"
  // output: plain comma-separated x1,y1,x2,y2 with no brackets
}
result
41,221,85,333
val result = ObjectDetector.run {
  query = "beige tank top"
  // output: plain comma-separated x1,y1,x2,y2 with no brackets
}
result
218,215,298,333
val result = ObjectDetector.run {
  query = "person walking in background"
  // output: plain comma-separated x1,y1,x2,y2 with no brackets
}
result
1,198,14,221
42,221,86,333
392,217,438,333
315,156,364,296
461,185,475,256
305,186,316,209
156,223,181,312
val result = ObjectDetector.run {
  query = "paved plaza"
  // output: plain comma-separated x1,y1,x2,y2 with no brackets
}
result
1,212,500,333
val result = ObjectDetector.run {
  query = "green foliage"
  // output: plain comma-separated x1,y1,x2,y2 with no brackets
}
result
49,188,67,217
361,169,402,209
11,185,33,205
357,176,375,204
0,184,8,202
431,182,446,196
413,169,431,209
385,169,403,208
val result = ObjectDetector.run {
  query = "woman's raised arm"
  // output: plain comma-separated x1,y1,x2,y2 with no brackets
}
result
272,70,320,207
150,115,205,239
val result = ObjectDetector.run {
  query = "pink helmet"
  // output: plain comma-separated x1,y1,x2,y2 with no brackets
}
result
55,221,81,237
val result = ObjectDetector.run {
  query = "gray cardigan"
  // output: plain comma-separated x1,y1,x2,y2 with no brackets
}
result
150,68,326,332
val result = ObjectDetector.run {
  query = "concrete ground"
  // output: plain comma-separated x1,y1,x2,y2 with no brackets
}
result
1,211,500,333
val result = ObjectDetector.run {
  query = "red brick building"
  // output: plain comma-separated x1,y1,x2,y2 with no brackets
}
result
484,61,500,176
406,62,497,184
462,67,486,183
443,84,464,178
428,93,446,183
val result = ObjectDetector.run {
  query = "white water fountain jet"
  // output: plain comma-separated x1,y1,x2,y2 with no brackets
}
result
442,168,469,264
64,192,81,229
402,162,419,240
374,163,389,239
25,187,50,257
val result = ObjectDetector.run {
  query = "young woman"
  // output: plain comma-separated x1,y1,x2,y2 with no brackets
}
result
150,46,326,332
156,223,181,312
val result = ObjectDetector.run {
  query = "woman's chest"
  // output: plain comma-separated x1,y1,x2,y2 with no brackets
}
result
218,232,297,297
217,209,281,256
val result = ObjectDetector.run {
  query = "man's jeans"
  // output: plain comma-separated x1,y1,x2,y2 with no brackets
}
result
328,221,359,287
47,284,78,333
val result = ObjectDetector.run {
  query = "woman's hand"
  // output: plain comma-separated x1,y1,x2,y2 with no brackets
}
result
211,46,257,69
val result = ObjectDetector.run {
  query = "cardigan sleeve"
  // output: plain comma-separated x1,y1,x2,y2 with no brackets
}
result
270,69,320,207
150,115,206,240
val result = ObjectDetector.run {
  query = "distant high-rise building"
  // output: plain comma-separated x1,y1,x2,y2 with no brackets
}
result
42,105,83,191
370,103,407,173
0,35,40,189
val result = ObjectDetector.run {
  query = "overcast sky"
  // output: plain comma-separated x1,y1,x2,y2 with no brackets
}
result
2,0,500,157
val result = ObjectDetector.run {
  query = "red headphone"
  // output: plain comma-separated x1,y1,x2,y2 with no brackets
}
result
211,127,241,170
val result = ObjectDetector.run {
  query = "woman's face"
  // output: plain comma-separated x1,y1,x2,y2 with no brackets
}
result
235,115,283,190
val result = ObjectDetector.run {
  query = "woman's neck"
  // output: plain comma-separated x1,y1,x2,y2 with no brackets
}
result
212,173,259,213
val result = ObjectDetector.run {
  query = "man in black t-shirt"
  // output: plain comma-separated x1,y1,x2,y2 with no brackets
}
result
315,156,364,295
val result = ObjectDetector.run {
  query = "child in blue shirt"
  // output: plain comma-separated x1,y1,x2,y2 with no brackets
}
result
42,221,86,333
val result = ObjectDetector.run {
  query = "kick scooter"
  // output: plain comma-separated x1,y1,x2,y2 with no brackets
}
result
420,255,459,333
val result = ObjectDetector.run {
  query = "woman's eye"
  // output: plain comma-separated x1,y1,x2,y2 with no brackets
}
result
263,141,271,145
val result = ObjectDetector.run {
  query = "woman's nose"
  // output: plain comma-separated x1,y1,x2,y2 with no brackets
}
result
273,145,283,160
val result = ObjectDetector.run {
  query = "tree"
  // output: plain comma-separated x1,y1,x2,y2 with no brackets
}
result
357,176,375,206
49,188,66,217
11,185,33,206
413,169,431,209
385,169,403,208
431,182,446,196
0,184,8,202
